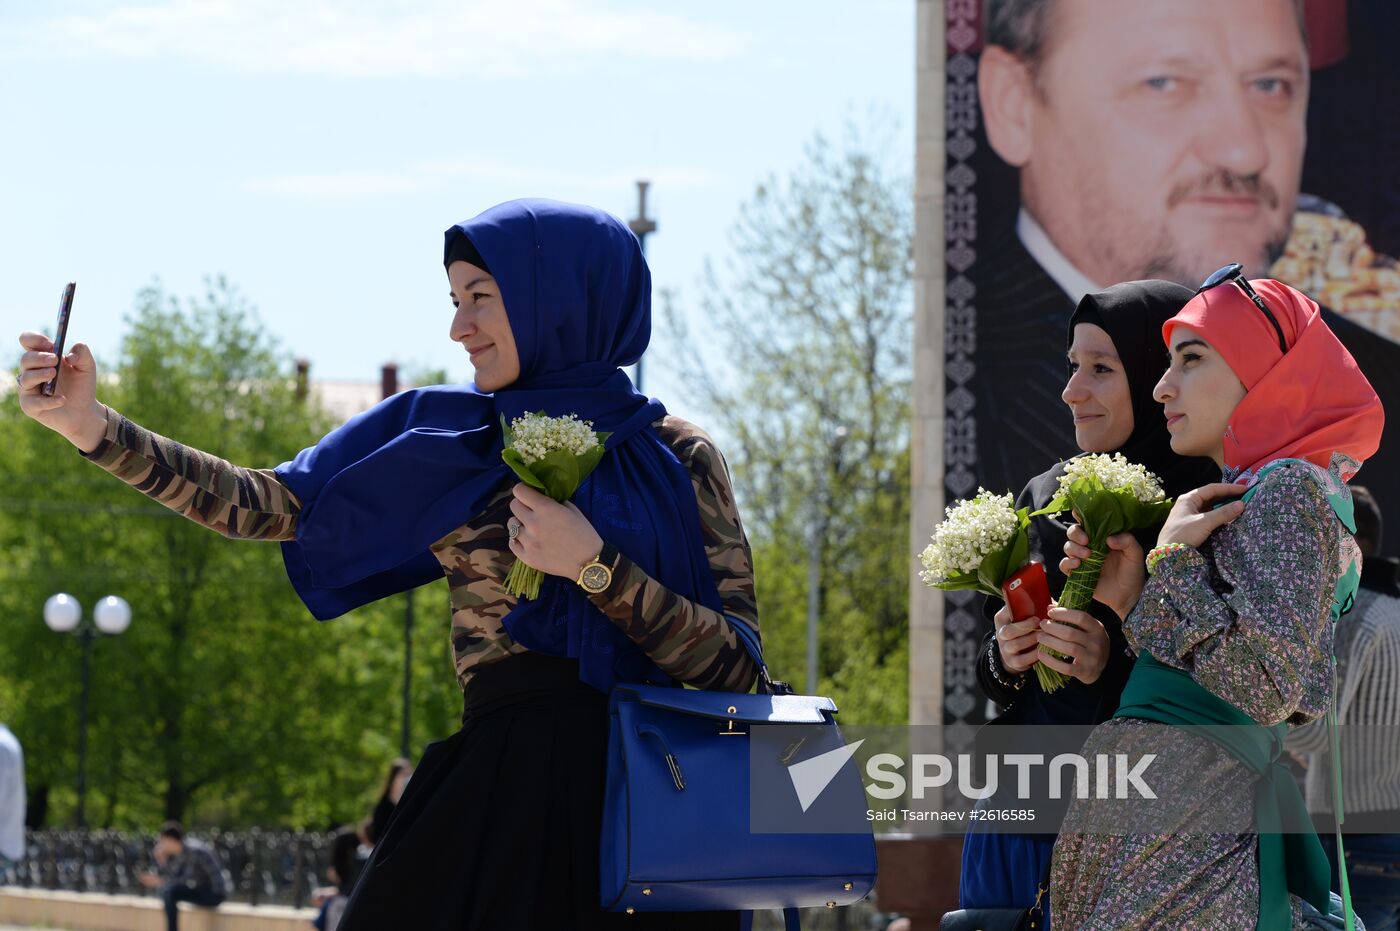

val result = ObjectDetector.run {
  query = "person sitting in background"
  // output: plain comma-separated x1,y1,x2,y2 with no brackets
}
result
1289,484,1400,930
311,829,362,931
139,821,227,931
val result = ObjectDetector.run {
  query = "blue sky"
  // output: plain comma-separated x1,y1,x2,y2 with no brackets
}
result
1,0,913,425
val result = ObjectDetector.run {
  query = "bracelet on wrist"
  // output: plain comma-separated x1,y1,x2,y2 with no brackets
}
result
1146,542,1193,576
987,637,1026,692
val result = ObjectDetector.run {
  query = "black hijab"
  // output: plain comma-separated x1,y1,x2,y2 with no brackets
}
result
981,281,1220,723
1067,279,1221,500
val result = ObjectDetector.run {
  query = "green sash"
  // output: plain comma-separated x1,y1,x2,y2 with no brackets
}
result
1113,459,1359,930
1115,653,1330,930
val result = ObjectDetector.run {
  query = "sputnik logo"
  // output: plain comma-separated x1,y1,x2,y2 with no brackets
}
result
787,739,865,812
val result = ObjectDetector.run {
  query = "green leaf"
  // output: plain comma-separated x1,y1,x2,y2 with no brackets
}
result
928,571,1002,600
501,447,547,491
1077,492,1125,548
536,448,583,501
1030,494,1070,518
1045,475,1176,548
1006,507,1031,569
1126,497,1175,530
575,444,607,484
966,504,1033,595
978,543,1010,594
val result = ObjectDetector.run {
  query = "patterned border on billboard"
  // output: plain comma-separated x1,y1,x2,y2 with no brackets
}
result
943,0,981,724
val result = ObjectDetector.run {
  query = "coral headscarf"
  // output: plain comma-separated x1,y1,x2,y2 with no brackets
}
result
1162,278,1384,482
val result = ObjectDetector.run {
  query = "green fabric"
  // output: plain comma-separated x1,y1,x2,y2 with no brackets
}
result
1115,458,1359,929
1241,459,1356,537
1243,462,1359,623
1240,461,1359,930
1115,653,1331,930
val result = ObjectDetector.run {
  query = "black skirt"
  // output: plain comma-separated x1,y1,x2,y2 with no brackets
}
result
339,652,740,931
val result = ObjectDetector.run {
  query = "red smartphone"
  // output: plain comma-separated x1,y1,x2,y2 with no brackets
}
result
41,282,76,397
1002,561,1052,621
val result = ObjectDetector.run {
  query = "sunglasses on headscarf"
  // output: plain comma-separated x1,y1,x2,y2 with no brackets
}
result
1195,263,1289,354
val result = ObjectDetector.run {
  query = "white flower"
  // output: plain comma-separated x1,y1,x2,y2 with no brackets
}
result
918,489,1019,586
1057,453,1165,503
507,412,601,464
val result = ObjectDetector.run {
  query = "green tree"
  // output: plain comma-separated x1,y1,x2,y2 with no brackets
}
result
0,278,460,829
663,124,913,723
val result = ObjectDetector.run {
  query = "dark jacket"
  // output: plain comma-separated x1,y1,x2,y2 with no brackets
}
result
974,462,1138,726
162,838,226,898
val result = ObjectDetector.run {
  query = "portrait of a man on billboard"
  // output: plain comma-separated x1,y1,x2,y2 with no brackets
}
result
951,0,1400,541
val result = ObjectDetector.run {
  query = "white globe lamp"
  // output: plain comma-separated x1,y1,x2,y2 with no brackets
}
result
43,593,82,633
94,596,132,635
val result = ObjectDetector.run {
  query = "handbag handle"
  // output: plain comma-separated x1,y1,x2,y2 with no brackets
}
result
636,724,686,791
728,617,794,696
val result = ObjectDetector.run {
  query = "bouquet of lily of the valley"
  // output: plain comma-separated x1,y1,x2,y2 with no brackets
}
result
918,488,1034,601
923,489,1092,689
500,412,611,600
1029,453,1175,691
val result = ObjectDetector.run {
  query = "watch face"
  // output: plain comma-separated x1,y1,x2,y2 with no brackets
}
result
581,564,612,593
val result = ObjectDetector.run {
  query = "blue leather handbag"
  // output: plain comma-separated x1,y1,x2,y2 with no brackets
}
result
600,621,877,929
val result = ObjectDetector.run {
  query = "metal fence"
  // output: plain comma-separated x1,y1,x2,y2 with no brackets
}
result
1,830,898,927
1,829,337,908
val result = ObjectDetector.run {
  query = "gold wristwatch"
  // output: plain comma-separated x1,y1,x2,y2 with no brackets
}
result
577,542,620,594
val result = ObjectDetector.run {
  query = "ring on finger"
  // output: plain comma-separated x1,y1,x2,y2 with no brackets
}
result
507,518,522,542
14,372,23,388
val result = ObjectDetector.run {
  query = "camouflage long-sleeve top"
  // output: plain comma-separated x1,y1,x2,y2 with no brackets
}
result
82,407,760,692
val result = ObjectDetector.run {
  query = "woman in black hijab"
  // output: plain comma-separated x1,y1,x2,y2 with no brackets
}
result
956,280,1220,929
978,279,1221,719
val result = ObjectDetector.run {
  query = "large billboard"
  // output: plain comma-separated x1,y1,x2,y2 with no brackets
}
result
941,0,1400,723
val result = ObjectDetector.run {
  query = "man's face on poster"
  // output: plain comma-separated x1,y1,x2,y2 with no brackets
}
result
980,0,1308,288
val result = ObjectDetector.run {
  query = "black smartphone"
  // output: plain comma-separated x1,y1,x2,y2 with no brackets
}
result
42,282,76,397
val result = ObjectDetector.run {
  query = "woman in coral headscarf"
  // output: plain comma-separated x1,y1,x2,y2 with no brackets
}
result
1048,269,1384,930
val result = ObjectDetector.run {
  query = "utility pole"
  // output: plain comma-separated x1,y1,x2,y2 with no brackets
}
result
628,181,657,394
382,364,414,758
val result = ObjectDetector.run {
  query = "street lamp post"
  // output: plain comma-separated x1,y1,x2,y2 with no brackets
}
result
627,181,657,394
807,427,849,694
43,593,131,827
381,363,414,758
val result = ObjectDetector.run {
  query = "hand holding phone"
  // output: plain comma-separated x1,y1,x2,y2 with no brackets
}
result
17,282,107,454
1002,561,1052,622
40,282,76,397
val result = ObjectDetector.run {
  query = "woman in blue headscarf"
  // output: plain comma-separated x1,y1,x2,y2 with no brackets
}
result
16,199,755,929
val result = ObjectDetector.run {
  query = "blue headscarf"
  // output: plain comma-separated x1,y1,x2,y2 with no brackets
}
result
273,199,723,691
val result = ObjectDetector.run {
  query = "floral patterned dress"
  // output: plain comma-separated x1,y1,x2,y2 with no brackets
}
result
1050,456,1362,930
